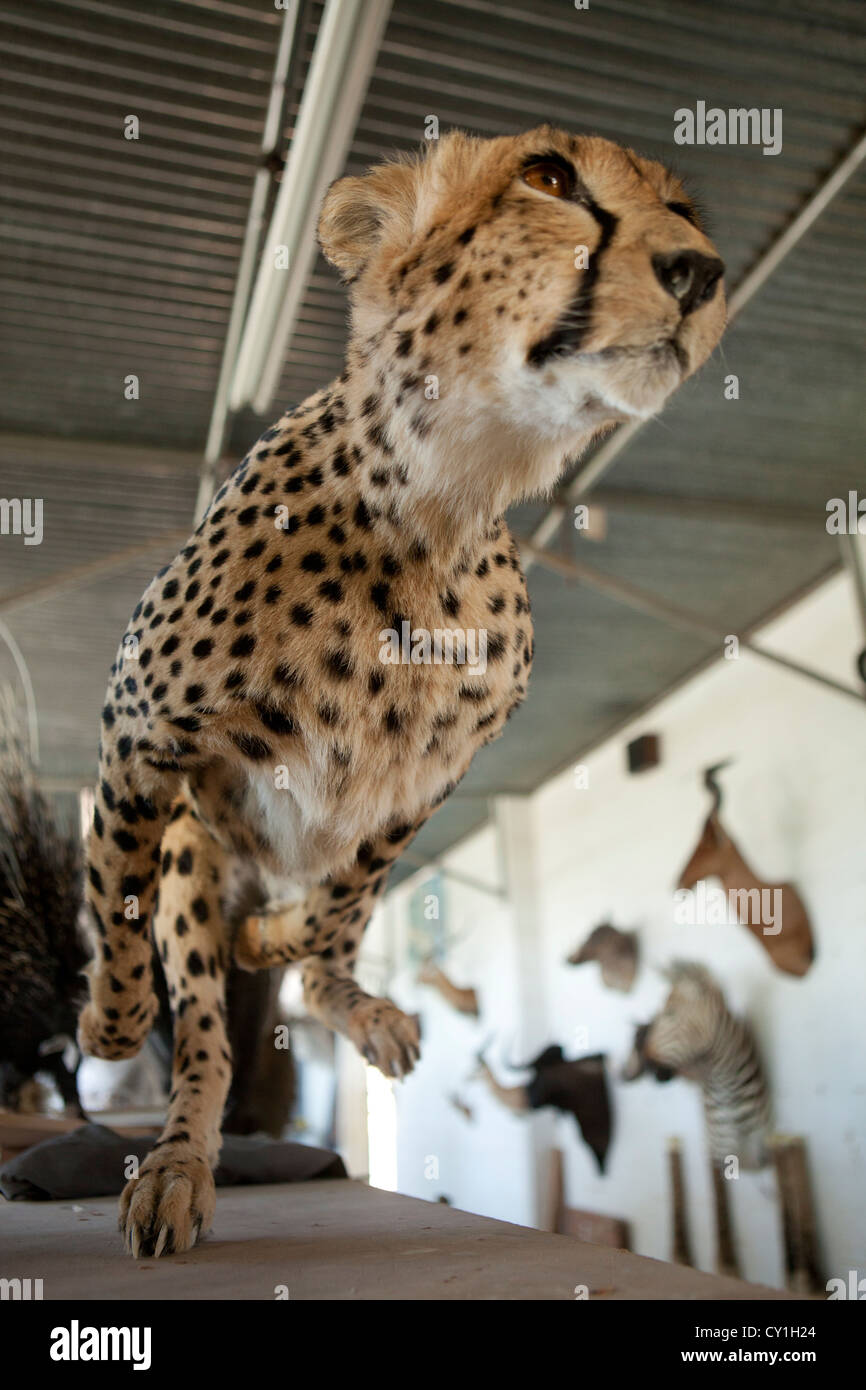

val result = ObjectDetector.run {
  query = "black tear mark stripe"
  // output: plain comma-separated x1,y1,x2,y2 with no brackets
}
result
527,200,620,367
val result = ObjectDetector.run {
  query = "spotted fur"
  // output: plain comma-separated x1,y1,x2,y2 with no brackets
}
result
78,125,726,1254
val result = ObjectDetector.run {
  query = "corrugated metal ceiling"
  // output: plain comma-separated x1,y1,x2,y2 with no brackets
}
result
0,0,863,885
0,0,287,447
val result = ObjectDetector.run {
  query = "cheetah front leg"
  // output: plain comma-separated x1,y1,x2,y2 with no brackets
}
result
234,815,427,1077
301,957,421,1079
119,805,232,1257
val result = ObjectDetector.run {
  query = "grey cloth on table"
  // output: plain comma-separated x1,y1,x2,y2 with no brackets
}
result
0,1122,346,1201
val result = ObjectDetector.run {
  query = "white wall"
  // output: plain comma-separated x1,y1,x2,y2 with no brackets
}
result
364,825,541,1225
371,572,866,1288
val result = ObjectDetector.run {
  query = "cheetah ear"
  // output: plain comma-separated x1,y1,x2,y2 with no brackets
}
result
318,158,419,282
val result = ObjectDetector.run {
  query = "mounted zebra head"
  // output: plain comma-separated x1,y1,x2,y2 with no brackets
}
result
622,963,730,1082
623,961,771,1169
646,962,729,1079
621,1022,676,1082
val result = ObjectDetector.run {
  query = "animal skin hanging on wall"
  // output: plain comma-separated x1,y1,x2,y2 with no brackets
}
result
677,763,815,978
567,922,639,992
475,1043,612,1172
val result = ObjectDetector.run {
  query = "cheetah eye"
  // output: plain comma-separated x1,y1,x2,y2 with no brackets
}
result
522,160,572,199
667,200,701,229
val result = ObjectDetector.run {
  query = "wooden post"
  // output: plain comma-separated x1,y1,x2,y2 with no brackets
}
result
711,1158,740,1279
770,1134,824,1295
545,1147,565,1234
668,1137,694,1267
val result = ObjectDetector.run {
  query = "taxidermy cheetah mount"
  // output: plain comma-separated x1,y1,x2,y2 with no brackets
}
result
79,126,726,1255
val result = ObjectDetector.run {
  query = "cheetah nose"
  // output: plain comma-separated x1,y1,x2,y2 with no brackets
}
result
652,250,725,317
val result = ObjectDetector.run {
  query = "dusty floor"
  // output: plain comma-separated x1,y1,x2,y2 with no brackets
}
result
0,1178,798,1300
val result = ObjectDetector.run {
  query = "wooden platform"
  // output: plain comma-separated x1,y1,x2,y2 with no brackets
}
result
0,1179,798,1300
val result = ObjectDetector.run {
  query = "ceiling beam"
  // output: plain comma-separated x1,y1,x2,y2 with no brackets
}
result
194,0,303,524
577,488,822,530
228,0,393,416
0,529,190,617
518,538,865,708
398,850,507,900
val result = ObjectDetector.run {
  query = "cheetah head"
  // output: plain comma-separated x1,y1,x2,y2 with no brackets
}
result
319,126,726,508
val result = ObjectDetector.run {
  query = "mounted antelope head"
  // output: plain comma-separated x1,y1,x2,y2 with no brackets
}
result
416,959,480,1017
677,763,815,978
469,1038,530,1113
568,922,639,992
677,762,733,890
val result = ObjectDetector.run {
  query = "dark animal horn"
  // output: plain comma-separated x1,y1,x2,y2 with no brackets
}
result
703,760,732,814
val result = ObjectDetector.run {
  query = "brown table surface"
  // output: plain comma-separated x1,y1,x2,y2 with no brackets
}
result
0,1178,801,1301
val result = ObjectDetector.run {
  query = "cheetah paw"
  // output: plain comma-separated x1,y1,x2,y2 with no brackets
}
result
119,1148,215,1258
77,987,159,1061
349,1000,421,1079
